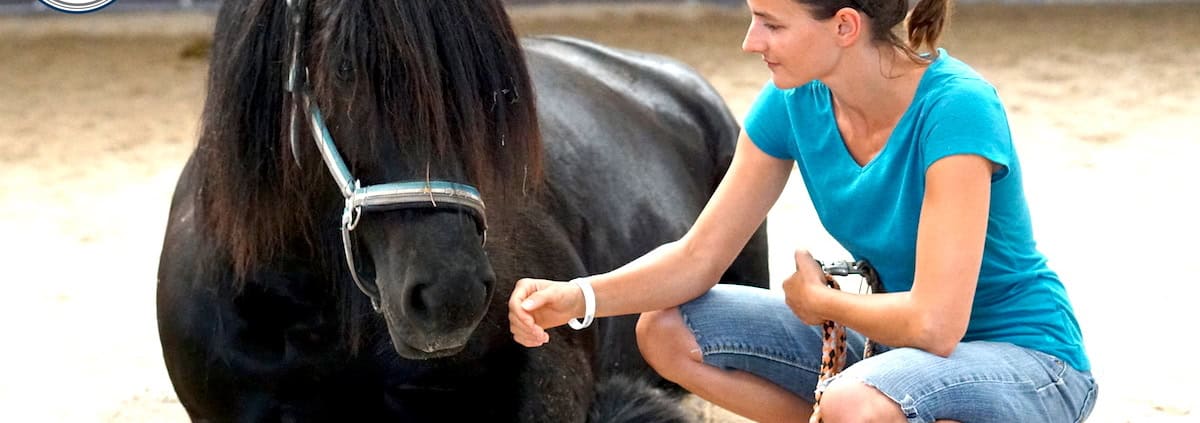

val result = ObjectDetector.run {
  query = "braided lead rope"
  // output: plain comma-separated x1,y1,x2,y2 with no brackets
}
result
810,262,885,423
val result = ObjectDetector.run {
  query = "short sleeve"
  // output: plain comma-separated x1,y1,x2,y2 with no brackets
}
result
919,80,1014,181
743,81,795,160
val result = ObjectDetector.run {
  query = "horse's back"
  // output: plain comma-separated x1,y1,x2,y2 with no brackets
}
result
522,35,748,267
521,36,770,385
524,35,739,161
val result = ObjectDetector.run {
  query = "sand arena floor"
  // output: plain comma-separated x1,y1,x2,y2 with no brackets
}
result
1,3,1198,422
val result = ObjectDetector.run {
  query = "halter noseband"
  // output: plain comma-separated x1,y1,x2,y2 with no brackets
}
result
284,0,488,311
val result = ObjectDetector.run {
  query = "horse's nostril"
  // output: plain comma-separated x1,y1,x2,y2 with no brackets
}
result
407,282,430,319
400,273,494,330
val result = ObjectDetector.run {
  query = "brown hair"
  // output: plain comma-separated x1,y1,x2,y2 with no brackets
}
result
802,0,953,62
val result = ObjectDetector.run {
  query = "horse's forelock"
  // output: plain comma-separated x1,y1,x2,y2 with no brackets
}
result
195,0,542,291
310,0,543,200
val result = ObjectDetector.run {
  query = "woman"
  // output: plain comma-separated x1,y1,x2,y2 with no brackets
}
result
508,0,1097,421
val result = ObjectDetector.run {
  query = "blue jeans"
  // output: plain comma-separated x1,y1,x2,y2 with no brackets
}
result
678,285,1098,422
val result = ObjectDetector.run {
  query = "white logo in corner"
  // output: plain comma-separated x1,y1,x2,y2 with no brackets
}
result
39,0,118,14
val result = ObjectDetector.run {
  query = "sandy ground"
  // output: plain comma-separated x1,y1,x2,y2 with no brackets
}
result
1,3,1197,422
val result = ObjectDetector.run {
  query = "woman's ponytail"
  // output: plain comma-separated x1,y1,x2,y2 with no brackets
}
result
906,0,952,56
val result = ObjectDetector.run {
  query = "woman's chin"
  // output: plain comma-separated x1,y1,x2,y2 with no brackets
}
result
769,76,800,90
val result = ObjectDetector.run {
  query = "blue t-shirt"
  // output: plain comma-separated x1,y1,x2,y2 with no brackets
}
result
745,49,1089,371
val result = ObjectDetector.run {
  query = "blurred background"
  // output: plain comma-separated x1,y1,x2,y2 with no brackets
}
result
1,0,1197,421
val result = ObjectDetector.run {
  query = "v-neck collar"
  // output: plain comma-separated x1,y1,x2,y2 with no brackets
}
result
826,50,942,172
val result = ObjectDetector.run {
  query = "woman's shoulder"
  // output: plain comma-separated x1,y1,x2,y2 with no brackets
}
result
923,50,999,100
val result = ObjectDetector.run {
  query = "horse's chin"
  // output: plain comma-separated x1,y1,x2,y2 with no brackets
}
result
391,338,469,360
382,315,477,360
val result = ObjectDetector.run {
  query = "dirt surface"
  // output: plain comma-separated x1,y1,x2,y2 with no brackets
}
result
1,3,1197,422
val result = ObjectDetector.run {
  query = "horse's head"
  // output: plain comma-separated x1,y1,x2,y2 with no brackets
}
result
197,0,541,359
298,0,543,358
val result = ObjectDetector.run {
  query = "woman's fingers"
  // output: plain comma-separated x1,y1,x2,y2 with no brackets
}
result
512,329,547,347
508,278,551,346
520,290,547,313
793,249,815,270
508,280,539,334
508,307,545,346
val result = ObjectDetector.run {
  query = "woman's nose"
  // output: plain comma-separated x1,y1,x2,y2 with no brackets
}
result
742,25,763,53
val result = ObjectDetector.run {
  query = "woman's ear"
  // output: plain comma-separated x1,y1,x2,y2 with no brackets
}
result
831,7,864,46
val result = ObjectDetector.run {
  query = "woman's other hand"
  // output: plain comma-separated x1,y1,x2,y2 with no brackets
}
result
782,250,830,325
507,278,584,347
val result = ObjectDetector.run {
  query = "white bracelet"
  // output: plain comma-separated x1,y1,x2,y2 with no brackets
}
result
567,278,596,330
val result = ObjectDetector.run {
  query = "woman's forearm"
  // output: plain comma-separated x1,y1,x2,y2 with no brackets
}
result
817,289,968,357
583,239,727,318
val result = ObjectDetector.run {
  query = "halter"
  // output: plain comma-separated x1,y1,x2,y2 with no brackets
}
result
284,0,488,311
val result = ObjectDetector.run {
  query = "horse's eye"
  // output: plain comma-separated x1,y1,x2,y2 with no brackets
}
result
336,60,353,82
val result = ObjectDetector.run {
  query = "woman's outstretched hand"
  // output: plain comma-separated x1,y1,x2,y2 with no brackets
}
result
782,250,830,325
507,278,584,347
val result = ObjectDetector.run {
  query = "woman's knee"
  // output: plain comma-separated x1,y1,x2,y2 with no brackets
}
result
636,308,699,378
818,379,906,422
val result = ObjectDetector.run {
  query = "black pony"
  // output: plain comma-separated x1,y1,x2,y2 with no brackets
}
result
156,0,768,421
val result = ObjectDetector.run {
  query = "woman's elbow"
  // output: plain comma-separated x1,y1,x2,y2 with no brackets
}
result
914,313,968,358
926,339,959,358
677,236,735,284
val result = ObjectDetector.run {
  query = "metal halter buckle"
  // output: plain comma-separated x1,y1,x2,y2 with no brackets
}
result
818,259,884,294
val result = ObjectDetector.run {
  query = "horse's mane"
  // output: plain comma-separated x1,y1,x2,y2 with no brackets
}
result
195,0,542,282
